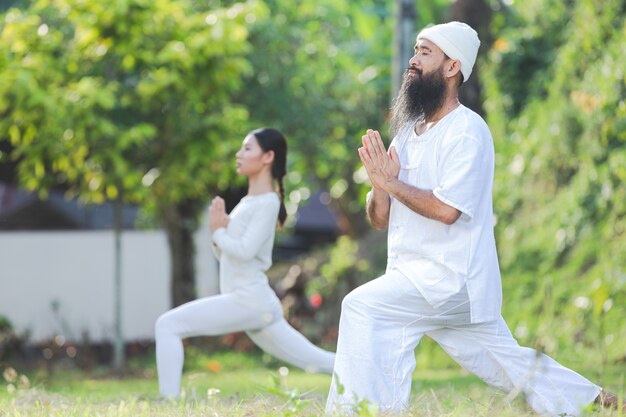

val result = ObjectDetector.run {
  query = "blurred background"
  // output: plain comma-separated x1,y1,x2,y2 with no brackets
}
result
0,0,624,379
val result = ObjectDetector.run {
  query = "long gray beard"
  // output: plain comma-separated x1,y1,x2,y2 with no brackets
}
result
390,68,447,136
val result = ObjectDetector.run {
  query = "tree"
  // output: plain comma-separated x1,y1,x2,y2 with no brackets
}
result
447,0,492,115
0,0,266,319
392,0,416,100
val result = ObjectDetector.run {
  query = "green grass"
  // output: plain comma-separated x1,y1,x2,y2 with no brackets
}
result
1,351,624,416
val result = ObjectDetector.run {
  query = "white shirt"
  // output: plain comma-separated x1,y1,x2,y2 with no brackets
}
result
211,192,282,311
382,105,502,323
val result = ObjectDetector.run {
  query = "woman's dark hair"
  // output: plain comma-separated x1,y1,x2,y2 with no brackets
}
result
250,127,287,226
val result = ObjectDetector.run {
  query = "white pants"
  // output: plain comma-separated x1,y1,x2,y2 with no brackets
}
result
325,270,601,416
155,292,335,398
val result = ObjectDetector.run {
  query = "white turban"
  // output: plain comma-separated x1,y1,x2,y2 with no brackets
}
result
417,21,480,83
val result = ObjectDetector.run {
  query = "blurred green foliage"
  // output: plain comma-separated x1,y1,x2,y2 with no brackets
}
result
482,0,626,366
0,0,265,205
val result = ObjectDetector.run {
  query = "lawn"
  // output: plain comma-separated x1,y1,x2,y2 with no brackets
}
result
1,349,624,416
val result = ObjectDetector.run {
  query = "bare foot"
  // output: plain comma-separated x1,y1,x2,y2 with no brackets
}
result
594,391,625,409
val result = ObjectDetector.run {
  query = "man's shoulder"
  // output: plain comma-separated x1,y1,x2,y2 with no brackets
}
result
457,105,488,128
435,107,493,155
448,105,492,141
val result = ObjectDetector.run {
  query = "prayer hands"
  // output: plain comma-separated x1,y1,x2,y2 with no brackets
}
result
358,129,400,192
209,196,229,232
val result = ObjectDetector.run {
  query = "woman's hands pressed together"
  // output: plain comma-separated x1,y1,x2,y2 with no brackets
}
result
209,196,229,232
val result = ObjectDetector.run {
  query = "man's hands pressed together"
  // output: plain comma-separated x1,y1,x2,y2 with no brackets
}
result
358,129,400,192
358,128,461,226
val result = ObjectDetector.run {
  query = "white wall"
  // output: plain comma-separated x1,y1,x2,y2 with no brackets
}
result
0,221,218,343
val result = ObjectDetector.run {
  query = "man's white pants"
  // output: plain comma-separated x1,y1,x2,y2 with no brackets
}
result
155,293,335,398
325,270,601,416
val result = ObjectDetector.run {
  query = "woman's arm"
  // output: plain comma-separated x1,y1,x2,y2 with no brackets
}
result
212,199,279,261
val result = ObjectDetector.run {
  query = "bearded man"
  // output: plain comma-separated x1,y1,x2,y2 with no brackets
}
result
325,21,616,416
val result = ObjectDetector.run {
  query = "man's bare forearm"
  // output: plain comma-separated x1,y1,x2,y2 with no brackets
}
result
384,178,461,225
366,187,391,230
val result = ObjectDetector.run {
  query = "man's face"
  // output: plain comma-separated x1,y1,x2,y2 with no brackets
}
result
405,38,450,113
408,39,448,78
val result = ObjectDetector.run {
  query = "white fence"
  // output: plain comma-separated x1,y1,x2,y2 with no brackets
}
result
0,223,218,343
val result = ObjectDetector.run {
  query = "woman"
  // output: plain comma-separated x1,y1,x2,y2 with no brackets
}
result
155,127,335,398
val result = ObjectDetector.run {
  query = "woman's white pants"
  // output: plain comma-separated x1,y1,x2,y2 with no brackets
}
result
155,292,335,398
325,270,601,416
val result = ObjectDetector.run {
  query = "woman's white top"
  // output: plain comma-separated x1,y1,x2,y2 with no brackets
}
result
211,192,282,315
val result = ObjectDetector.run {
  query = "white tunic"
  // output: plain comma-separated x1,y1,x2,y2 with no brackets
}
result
211,192,282,314
385,105,502,323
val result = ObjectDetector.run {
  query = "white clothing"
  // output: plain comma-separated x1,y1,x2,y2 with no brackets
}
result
325,271,601,416
212,192,280,304
328,106,600,415
385,105,501,322
155,295,335,397
156,192,335,398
